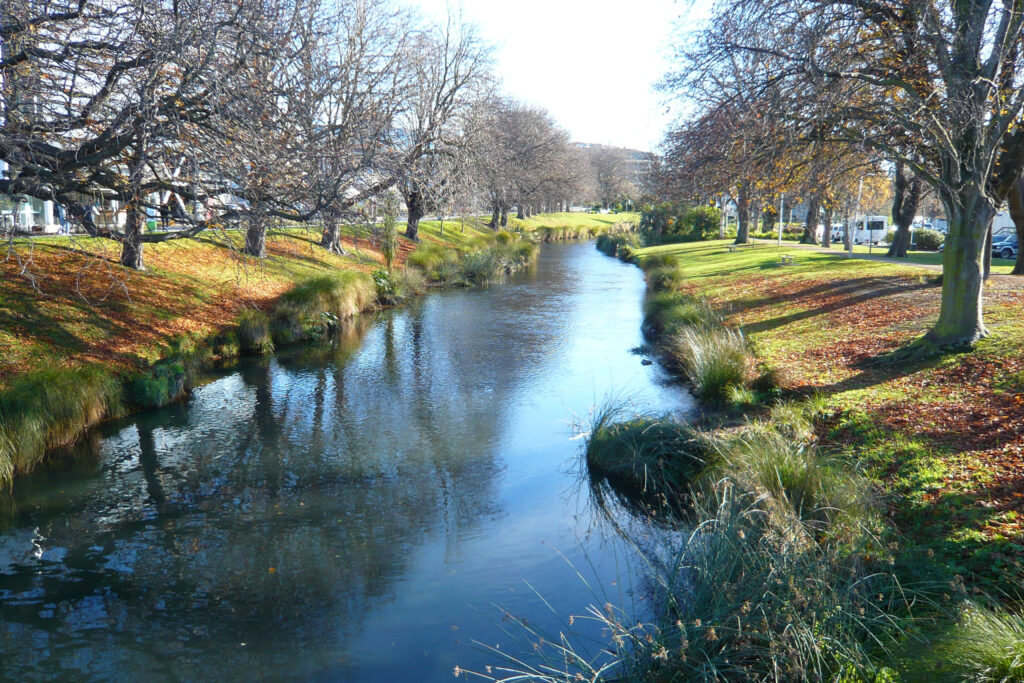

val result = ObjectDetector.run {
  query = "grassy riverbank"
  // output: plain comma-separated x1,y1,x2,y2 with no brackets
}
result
567,237,1024,679
0,215,571,486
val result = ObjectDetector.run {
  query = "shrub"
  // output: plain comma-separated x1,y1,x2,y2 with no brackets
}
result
236,309,274,354
495,230,514,244
914,228,944,251
666,326,751,402
0,366,123,483
681,205,722,241
381,209,398,271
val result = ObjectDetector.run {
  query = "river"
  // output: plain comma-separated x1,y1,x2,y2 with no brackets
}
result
0,242,691,681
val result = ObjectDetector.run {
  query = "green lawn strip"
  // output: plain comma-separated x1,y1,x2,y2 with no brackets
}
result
631,238,1024,592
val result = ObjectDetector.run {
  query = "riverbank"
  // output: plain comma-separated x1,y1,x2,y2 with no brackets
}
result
576,237,1024,679
0,213,633,486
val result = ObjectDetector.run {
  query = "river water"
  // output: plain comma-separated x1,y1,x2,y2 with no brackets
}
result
0,242,691,681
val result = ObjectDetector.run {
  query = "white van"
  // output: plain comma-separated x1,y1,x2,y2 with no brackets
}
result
851,216,889,245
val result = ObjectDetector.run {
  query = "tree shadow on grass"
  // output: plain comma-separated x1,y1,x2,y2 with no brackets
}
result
742,279,933,336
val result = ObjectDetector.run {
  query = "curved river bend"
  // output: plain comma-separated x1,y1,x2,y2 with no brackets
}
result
0,242,691,681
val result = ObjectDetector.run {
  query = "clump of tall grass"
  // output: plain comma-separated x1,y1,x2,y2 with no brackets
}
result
0,366,124,483
236,308,274,354
644,265,687,292
271,271,375,345
129,360,189,408
595,230,641,258
584,404,706,519
407,242,460,279
666,326,751,403
914,601,1024,681
407,234,538,286
703,425,872,537
373,268,426,305
641,291,720,340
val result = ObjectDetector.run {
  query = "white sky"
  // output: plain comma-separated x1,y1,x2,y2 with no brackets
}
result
411,0,713,152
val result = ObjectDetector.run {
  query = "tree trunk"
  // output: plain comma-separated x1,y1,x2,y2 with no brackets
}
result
516,204,525,220
320,214,347,254
800,194,820,244
735,186,750,244
500,205,508,227
245,212,267,258
887,162,920,258
821,206,833,248
404,188,424,241
1009,179,1024,275
488,201,499,229
120,146,146,269
926,197,995,346
120,209,145,269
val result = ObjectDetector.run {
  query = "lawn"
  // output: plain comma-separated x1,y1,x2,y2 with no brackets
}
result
632,239,1024,588
811,240,1018,274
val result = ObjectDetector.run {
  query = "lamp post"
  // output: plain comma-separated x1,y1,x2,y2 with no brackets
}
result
849,178,863,258
777,193,784,246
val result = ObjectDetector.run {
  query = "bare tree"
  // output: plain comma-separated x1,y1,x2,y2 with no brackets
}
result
669,0,1024,348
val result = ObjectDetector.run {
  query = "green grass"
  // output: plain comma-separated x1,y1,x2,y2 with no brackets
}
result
271,271,376,345
406,231,539,285
236,309,274,354
907,601,1024,681
666,326,752,403
0,366,124,483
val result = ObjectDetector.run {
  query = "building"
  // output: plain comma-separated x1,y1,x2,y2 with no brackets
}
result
574,142,656,192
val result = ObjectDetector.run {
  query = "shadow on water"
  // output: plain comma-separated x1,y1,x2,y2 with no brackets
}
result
0,242,692,681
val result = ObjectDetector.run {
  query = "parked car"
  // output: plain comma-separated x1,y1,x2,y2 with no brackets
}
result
994,235,1018,260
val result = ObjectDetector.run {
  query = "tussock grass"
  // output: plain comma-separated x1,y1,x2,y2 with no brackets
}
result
666,326,751,403
271,271,375,345
595,231,642,259
705,426,872,536
407,233,538,286
644,264,687,292
914,601,1024,681
641,291,720,340
236,309,274,354
0,366,124,484
584,404,706,519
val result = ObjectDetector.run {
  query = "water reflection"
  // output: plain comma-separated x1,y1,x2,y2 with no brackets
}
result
0,243,691,680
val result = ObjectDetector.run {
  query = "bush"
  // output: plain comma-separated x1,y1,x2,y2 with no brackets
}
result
914,228,944,251
666,326,751,402
682,205,722,241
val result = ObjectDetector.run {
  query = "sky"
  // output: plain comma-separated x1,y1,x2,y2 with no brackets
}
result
411,0,713,153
